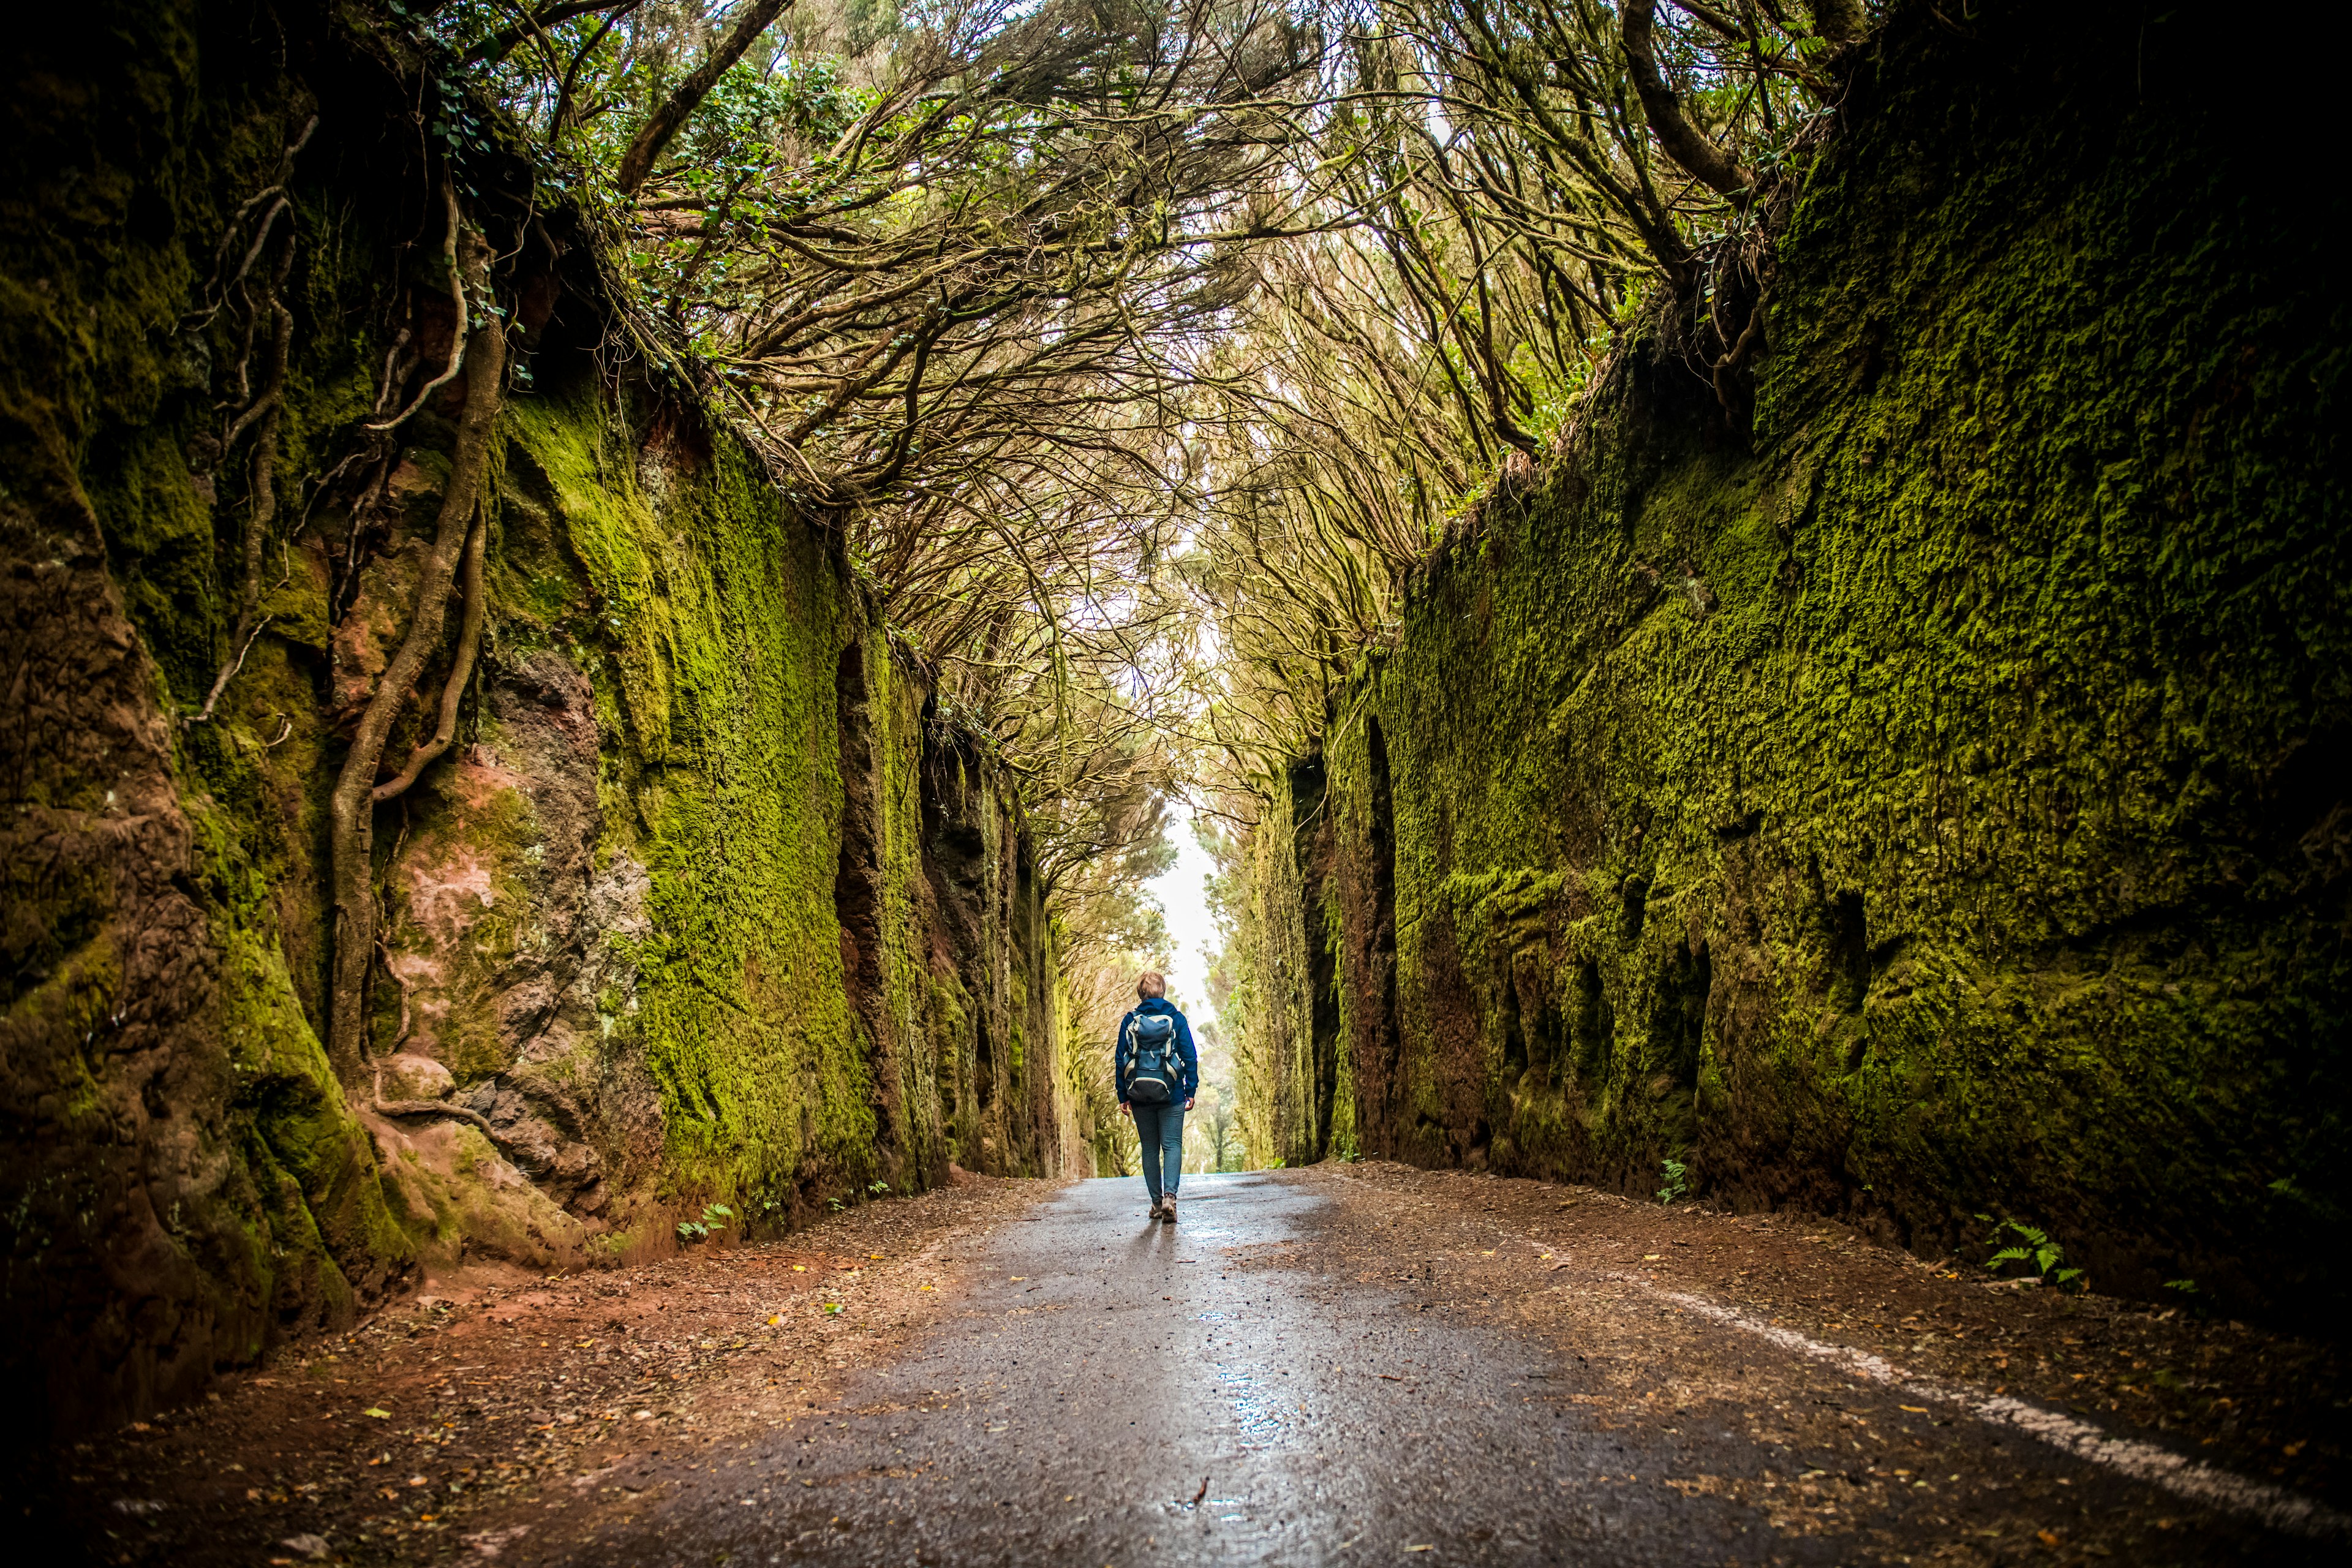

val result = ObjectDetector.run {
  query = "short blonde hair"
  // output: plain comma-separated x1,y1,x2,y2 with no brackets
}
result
1136,971,1167,1000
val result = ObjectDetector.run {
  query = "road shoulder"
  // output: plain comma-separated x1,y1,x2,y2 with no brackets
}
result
17,1175,1068,1566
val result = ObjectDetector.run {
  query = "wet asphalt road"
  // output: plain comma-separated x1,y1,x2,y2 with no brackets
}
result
571,1172,2331,1566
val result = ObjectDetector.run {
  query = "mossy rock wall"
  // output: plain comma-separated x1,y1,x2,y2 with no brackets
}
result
0,0,1086,1441
1234,2,2347,1327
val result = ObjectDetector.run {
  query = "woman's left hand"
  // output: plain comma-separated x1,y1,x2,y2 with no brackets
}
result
1185,1099,1194,1110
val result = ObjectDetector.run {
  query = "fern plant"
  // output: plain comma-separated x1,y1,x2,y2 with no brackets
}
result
1657,1158,1692,1205
676,1202,734,1243
1983,1218,2083,1291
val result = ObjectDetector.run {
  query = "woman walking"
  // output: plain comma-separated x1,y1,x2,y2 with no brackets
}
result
1115,971,1199,1222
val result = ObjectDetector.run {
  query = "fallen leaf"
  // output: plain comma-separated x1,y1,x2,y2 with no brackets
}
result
1899,1405,1929,1414
362,1407,391,1419
1643,1254,1661,1262
2038,1529,2062,1547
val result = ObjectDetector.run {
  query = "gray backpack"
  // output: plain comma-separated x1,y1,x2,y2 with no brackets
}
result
1125,1012,1179,1104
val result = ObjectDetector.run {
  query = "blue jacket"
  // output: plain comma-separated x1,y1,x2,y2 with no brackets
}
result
1115,998,1199,1104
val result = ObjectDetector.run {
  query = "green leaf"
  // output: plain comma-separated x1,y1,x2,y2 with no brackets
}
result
362,1407,391,1419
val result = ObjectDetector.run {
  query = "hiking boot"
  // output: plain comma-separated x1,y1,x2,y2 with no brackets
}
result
1147,1197,1165,1221
1162,1196,1178,1224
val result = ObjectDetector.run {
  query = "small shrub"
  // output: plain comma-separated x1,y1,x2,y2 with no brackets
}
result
676,1202,734,1243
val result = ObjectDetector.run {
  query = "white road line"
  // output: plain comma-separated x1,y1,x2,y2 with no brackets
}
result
1596,1271,2346,1540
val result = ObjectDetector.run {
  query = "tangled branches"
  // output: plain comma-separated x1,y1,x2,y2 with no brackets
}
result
1182,0,1866,801
406,0,1871,963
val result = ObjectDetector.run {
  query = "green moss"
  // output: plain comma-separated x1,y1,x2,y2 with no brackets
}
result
1233,6,2348,1326
4,2,1091,1437
508,386,888,1208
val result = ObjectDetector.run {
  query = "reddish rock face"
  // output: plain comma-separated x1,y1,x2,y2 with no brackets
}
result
1,499,396,1439
372,646,624,1254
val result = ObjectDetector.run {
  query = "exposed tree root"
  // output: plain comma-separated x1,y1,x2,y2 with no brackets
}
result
368,184,469,432
326,218,507,1078
192,295,293,725
369,1057,520,1152
372,501,486,803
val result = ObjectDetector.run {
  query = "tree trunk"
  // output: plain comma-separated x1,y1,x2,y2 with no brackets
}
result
613,0,794,196
1622,0,1754,200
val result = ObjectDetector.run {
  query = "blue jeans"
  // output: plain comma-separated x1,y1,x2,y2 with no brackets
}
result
1132,1100,1185,1202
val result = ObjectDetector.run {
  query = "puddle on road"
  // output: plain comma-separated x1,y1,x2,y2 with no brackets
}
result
1223,1368,1291,1442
